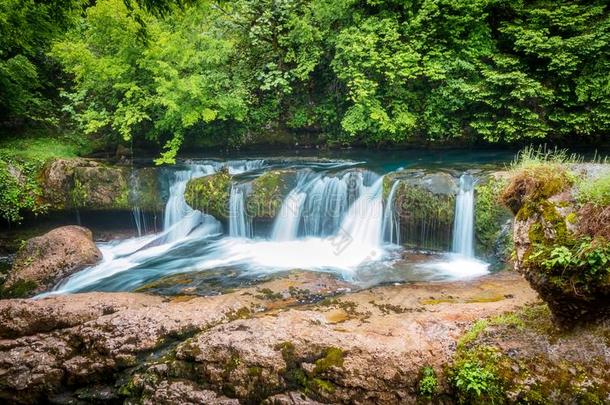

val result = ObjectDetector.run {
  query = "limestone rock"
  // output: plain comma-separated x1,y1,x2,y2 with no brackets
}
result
2,226,102,297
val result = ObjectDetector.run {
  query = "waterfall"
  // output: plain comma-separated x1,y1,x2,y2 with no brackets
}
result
132,206,148,237
229,184,251,238
272,171,365,241
130,170,148,237
227,159,265,175
340,177,384,248
302,173,350,237
163,164,215,242
452,174,475,257
381,180,401,244
271,190,307,241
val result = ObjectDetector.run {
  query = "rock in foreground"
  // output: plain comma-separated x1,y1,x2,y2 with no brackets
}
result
0,271,538,403
1,226,102,298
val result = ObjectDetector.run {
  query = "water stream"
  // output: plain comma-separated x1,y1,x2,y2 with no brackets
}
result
39,157,499,297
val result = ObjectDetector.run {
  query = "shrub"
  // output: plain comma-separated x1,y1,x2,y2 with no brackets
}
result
418,366,438,398
577,172,610,207
501,147,576,216
528,236,610,293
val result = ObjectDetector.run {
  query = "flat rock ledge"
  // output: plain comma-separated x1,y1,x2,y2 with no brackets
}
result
0,272,536,404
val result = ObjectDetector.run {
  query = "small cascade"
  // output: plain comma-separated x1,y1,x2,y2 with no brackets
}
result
452,174,475,257
271,190,307,241
381,180,401,244
227,159,265,175
229,184,251,238
272,171,369,240
132,206,148,237
163,164,215,242
302,173,350,237
340,177,384,248
130,170,148,237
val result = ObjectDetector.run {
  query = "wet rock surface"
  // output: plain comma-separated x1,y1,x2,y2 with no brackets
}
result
39,158,164,213
0,271,539,403
505,164,610,327
1,226,102,298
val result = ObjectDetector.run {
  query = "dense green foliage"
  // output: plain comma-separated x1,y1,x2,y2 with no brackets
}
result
578,172,610,206
0,133,84,223
1,0,609,159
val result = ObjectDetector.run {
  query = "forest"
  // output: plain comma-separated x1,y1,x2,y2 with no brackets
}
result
2,2,610,403
1,0,609,163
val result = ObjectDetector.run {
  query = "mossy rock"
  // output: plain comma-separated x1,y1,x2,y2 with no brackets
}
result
474,176,513,262
70,165,130,210
184,168,231,219
40,158,163,212
504,165,610,327
394,182,455,251
449,305,610,403
246,170,294,219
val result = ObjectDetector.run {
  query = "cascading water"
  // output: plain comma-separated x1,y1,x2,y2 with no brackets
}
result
381,180,401,244
452,174,475,258
229,184,251,238
163,165,215,242
340,176,384,248
39,158,492,297
130,171,148,237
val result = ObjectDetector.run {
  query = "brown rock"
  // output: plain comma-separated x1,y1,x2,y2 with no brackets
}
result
0,271,537,404
2,226,102,297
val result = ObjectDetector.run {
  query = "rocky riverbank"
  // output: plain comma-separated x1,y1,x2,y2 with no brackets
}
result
1,269,608,404
0,270,535,404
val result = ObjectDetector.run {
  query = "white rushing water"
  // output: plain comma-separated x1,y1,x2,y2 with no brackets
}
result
229,183,251,238
163,164,216,242
40,162,492,296
381,180,401,244
452,174,475,257
416,173,488,279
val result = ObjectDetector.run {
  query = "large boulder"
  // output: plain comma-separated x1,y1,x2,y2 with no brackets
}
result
384,170,457,251
184,168,232,219
40,158,162,211
1,226,102,297
501,163,610,327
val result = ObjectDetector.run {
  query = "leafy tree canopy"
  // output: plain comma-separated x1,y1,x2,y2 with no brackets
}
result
2,0,609,159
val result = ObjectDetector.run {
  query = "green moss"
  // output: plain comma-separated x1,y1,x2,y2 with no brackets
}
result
450,304,610,404
275,342,345,399
225,306,252,321
310,378,335,393
394,183,455,250
474,177,511,258
0,159,48,223
246,170,291,218
313,347,344,374
418,366,439,398
184,167,231,218
502,161,573,218
0,278,38,298
255,287,283,301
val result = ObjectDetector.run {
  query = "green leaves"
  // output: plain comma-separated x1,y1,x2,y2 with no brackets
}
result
6,0,609,155
51,0,248,163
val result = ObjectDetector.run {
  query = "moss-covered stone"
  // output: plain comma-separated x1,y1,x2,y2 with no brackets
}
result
449,305,610,404
40,158,163,212
0,278,38,298
393,182,455,251
246,170,293,219
474,176,512,262
184,167,231,219
503,162,610,327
